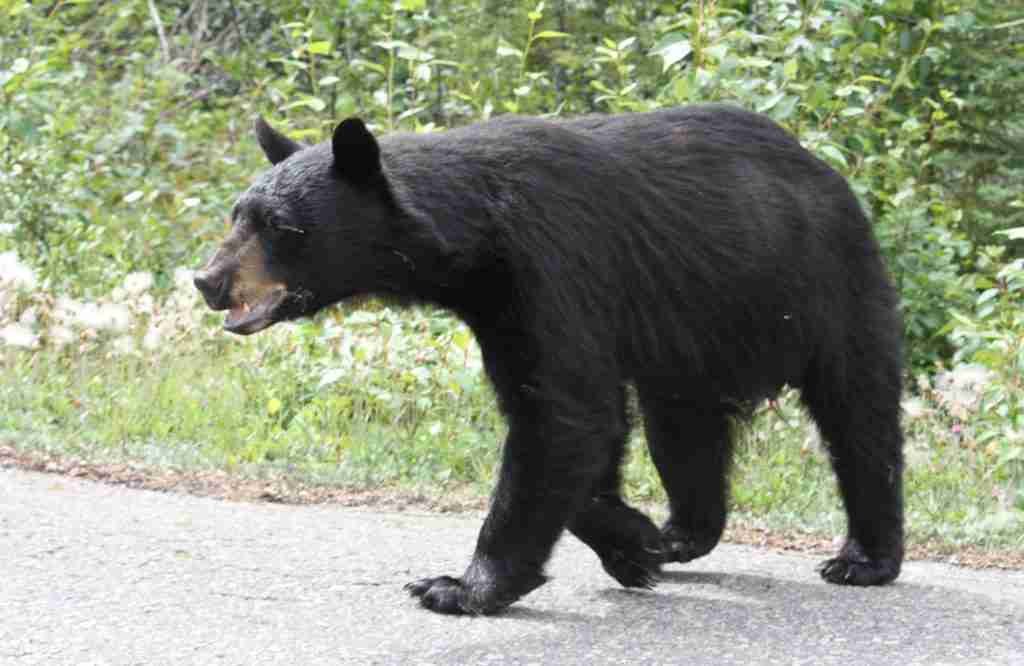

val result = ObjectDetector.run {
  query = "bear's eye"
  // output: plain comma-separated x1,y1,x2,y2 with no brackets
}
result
255,211,304,237
270,222,305,235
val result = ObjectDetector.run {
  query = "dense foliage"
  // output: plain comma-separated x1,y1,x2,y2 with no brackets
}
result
2,0,1021,356
0,4,1021,434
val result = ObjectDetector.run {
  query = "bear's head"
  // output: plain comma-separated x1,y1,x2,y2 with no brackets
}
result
194,117,403,335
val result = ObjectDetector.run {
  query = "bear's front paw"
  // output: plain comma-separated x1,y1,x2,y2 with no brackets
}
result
819,539,901,586
404,575,488,615
405,564,546,615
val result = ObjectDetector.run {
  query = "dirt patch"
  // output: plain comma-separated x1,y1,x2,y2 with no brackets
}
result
3,443,1021,570
720,524,1024,571
0,444,485,513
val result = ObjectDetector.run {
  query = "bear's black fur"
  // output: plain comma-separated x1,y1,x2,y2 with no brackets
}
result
195,105,904,615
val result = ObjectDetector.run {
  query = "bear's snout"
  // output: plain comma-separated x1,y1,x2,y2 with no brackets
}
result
193,269,231,311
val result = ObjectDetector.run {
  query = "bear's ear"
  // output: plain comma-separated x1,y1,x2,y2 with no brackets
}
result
331,118,381,185
254,117,302,165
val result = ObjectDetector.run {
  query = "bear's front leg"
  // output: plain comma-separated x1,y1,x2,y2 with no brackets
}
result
406,408,610,615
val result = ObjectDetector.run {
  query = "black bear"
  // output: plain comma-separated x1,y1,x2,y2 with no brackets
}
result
194,105,904,615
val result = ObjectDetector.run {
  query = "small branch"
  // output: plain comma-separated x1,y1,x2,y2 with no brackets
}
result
190,0,209,69
172,0,201,34
147,0,172,64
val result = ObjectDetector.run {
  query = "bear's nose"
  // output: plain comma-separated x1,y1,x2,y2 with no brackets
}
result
194,270,229,310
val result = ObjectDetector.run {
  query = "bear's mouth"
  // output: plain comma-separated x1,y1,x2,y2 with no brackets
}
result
223,287,289,335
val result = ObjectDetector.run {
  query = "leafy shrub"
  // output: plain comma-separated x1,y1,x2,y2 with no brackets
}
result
948,233,1024,467
1,0,1021,372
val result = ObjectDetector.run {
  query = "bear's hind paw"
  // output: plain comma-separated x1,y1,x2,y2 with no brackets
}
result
818,540,901,586
600,547,662,589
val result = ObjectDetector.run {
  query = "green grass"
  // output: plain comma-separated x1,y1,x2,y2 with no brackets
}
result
0,314,505,493
2,319,1022,550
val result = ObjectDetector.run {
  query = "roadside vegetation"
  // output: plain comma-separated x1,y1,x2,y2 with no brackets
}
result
1,0,1021,551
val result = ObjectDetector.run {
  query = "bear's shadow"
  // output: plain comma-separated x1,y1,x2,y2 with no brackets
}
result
495,566,1007,635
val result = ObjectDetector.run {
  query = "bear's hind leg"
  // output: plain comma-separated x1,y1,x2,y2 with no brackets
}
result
802,359,904,586
639,392,734,564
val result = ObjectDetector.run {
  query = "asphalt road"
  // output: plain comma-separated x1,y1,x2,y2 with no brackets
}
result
2,467,1022,665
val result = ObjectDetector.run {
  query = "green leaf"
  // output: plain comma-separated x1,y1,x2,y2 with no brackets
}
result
400,0,426,10
650,33,692,72
757,92,784,112
705,43,728,61
672,76,690,101
996,227,1024,240
306,41,331,55
818,145,848,168
350,59,386,74
532,30,569,40
374,39,412,51
453,329,472,350
496,44,522,58
783,58,798,79
992,18,1024,30
774,95,799,121
397,106,425,121
284,97,327,112
318,75,340,87
743,57,774,69
397,43,432,61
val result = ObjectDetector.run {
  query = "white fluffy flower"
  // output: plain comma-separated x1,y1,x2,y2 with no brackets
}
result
48,325,76,347
53,297,84,326
74,302,134,332
142,325,164,350
0,251,36,290
18,306,37,326
0,323,39,349
123,271,153,296
173,267,195,291
134,292,155,315
111,335,136,356
71,303,103,330
101,304,134,332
